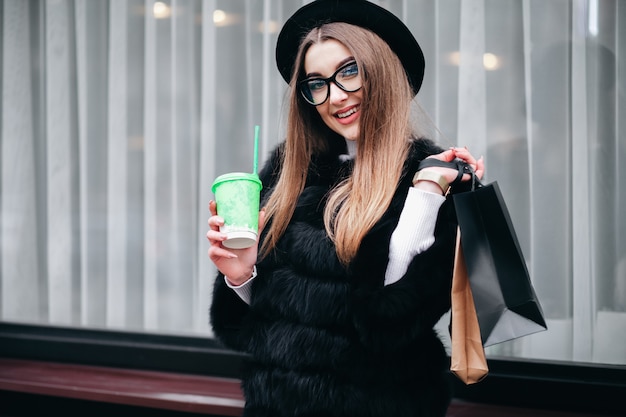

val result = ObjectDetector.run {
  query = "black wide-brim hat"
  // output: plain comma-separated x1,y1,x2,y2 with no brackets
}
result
275,0,425,96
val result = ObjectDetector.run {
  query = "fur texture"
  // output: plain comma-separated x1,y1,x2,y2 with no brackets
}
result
211,137,460,417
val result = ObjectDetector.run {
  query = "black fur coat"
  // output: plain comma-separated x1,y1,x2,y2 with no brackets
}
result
210,137,461,417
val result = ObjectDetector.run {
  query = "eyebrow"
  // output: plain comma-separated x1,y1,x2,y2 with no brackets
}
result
305,56,356,78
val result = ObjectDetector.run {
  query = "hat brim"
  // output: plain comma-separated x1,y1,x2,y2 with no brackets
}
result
275,0,425,96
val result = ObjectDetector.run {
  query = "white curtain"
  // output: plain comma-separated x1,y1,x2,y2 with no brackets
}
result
1,0,624,365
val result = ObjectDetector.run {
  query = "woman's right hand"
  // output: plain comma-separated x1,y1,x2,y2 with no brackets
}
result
206,200,265,286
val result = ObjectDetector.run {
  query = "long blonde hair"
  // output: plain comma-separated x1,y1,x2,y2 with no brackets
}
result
261,22,415,265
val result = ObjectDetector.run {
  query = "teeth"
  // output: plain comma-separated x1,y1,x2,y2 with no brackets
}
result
337,106,358,118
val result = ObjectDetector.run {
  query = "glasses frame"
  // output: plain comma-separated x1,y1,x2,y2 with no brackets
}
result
298,61,362,106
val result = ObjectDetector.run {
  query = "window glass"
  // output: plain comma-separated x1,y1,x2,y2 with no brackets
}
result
1,0,624,366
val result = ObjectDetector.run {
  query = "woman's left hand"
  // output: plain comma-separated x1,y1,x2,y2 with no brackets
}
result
428,147,485,182
413,147,484,195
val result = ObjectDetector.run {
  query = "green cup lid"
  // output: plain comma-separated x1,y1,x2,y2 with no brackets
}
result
211,172,262,193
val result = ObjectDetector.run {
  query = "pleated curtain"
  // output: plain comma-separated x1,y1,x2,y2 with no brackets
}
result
1,0,624,365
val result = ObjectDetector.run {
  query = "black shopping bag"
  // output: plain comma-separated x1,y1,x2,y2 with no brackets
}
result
452,178,547,347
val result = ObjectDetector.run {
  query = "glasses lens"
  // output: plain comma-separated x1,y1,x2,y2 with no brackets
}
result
299,62,361,106
301,79,328,105
335,62,361,92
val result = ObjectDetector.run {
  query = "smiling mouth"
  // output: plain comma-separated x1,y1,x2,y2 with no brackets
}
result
336,106,359,119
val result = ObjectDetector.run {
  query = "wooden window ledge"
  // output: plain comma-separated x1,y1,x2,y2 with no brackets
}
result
0,357,244,416
1,357,613,417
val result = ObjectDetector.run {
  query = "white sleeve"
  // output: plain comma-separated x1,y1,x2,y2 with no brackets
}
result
224,265,257,304
384,188,446,286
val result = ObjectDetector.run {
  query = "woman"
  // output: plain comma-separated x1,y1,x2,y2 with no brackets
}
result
207,1,485,416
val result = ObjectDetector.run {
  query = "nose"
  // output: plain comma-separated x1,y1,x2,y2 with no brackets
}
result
328,82,348,104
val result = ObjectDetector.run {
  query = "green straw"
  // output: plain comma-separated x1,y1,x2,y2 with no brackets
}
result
253,125,260,175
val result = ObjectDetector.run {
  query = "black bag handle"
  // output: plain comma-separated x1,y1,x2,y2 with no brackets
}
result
417,158,483,190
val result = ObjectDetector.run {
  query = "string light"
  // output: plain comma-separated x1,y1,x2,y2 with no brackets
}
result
447,51,501,71
153,1,171,19
213,10,227,25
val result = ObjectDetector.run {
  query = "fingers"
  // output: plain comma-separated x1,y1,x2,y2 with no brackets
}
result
474,156,485,180
451,147,480,167
209,200,217,216
206,209,227,245
450,146,485,181
428,148,456,162
450,147,476,165
207,244,237,262
206,227,226,244
207,212,224,232
206,225,237,264
258,208,267,235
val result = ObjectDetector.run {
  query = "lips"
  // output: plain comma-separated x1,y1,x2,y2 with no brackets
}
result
336,106,358,118
334,105,360,125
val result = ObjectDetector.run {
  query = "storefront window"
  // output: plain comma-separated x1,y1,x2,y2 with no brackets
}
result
1,0,624,366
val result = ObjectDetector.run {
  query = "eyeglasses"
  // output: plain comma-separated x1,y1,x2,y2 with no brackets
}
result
298,61,362,106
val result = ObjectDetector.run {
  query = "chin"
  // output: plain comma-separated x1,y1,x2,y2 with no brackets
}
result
338,127,359,141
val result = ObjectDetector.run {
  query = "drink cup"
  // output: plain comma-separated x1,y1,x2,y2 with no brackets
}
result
211,172,263,249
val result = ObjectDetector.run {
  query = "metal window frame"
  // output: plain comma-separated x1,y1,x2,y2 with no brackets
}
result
0,322,624,416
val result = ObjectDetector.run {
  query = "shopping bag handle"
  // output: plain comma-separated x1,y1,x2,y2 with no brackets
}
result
417,158,483,190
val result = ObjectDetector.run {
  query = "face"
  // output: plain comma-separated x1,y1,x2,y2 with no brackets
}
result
303,39,363,141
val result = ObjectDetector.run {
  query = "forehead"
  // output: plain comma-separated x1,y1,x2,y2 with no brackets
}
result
304,39,353,75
